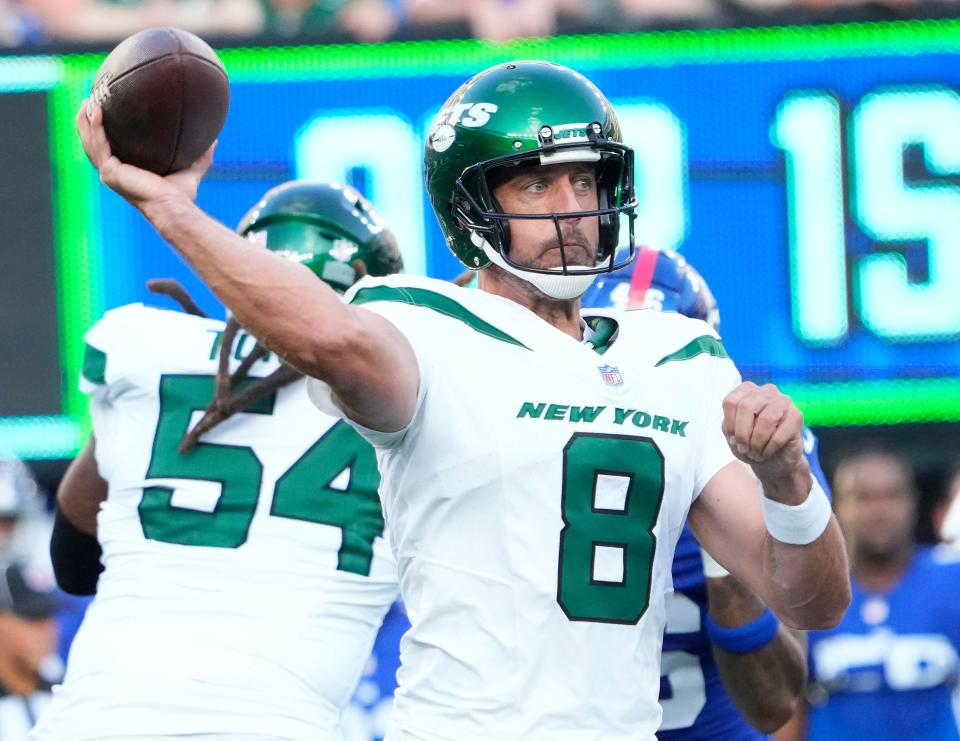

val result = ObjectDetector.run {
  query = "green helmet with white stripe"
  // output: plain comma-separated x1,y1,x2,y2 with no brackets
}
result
238,181,402,292
424,61,638,299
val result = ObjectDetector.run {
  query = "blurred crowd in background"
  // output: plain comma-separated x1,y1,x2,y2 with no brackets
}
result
0,460,87,733
1,0,960,49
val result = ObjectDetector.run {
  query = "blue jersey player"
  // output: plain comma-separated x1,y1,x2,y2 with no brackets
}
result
799,448,960,741
583,248,830,739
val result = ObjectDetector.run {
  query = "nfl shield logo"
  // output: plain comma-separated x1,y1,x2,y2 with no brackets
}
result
598,364,624,387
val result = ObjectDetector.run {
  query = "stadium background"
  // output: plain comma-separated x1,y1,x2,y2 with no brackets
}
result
0,14,959,738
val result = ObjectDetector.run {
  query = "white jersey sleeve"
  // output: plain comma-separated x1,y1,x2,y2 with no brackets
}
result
78,304,202,481
79,303,152,395
680,327,742,498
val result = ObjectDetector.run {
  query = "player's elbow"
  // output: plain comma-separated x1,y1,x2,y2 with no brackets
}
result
746,695,803,735
801,597,849,631
779,580,851,631
737,663,807,733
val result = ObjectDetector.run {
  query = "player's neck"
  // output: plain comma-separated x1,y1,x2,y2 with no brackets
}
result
851,545,914,592
479,266,583,341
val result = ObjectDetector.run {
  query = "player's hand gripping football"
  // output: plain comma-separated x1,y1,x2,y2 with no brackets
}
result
722,381,810,504
77,101,214,209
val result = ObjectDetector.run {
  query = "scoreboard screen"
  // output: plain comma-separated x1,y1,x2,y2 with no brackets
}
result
3,20,960,458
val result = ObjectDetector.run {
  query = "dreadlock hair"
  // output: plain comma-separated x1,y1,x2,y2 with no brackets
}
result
146,279,304,454
178,316,302,453
147,279,209,318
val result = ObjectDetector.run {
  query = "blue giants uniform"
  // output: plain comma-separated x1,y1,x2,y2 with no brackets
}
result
807,545,960,741
657,430,831,740
658,527,761,739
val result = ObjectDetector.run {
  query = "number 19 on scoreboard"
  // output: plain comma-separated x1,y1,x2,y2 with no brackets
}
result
772,87,960,346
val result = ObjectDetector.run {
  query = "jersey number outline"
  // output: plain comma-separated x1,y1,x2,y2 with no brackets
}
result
557,432,666,624
139,374,384,575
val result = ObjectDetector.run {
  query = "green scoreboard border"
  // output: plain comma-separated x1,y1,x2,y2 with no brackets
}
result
5,18,960,459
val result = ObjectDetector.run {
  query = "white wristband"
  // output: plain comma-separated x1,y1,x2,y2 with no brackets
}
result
700,547,730,579
761,477,832,546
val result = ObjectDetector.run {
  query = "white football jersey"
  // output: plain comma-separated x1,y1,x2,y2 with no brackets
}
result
309,275,741,741
32,304,398,741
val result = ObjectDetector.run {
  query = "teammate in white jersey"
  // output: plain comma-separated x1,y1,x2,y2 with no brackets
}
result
31,182,401,741
77,61,851,740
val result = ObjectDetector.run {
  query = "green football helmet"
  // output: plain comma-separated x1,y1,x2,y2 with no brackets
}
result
425,61,637,299
237,181,402,292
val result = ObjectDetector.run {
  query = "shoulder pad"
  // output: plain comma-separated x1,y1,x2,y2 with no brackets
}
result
82,304,224,388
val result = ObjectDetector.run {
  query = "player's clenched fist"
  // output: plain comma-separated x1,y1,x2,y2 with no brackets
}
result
722,382,810,501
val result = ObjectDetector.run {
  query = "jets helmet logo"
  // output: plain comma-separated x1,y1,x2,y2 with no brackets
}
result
447,102,499,128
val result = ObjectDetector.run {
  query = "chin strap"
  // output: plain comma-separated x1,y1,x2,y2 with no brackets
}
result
475,234,597,300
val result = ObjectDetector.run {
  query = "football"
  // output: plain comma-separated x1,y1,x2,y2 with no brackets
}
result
90,27,229,175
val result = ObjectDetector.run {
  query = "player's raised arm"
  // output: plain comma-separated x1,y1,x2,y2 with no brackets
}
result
76,102,418,432
689,382,850,631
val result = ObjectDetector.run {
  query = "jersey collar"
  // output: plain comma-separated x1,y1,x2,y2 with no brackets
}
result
582,316,619,355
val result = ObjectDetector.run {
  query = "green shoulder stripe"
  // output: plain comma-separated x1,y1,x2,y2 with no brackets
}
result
81,343,107,384
655,335,729,367
350,285,529,349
